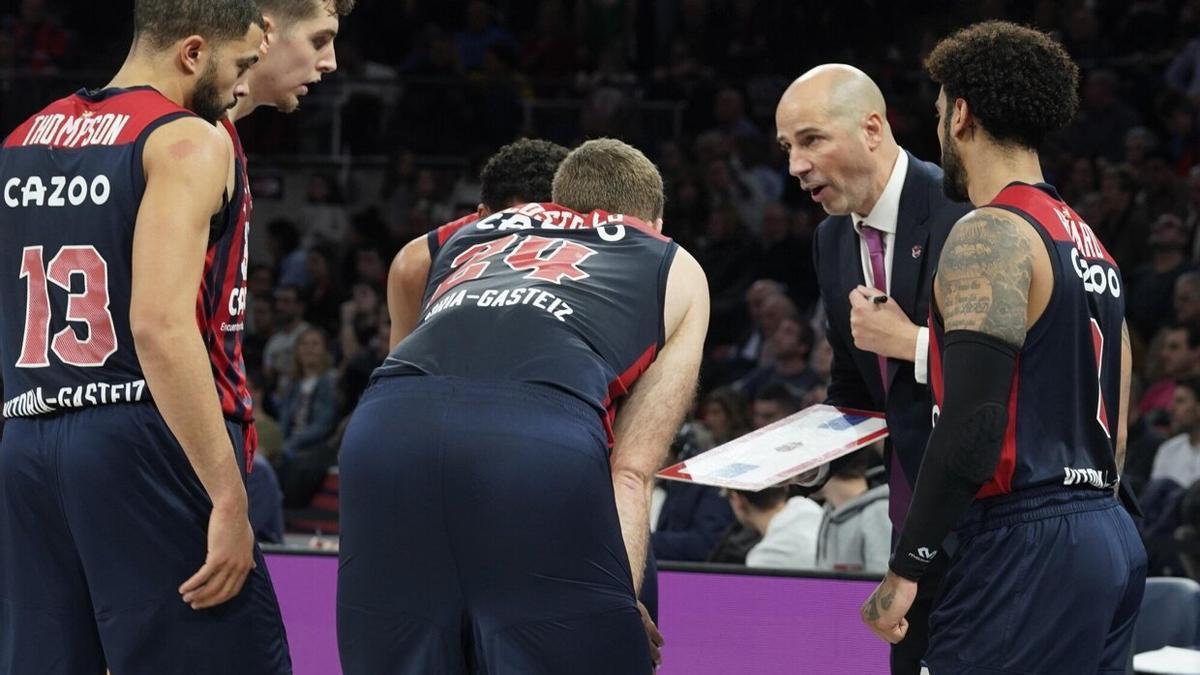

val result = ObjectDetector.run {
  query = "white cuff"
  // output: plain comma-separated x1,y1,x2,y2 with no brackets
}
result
914,326,929,384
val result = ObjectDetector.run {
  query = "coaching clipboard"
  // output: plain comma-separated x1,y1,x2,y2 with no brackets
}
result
657,404,888,491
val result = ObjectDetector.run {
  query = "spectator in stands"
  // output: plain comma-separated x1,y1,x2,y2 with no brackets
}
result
276,327,340,507
341,301,390,411
279,327,339,456
1091,165,1151,269
731,279,788,365
518,1,576,79
264,284,313,389
751,383,800,429
1167,32,1200,101
711,87,760,140
245,370,286,544
267,218,309,288
1151,377,1200,488
304,244,343,337
695,206,756,337
735,317,820,400
351,245,387,288
1062,157,1097,204
1127,214,1193,340
454,0,514,72
757,202,817,310
652,425,735,563
1124,375,1168,495
1161,95,1200,174
1125,126,1160,173
809,335,834,385
1142,154,1190,219
300,173,351,249
249,371,284,466
728,486,822,569
814,449,890,573
698,386,751,446
704,158,767,236
1184,168,1200,254
1065,69,1141,162
1143,323,1200,416
1176,271,1200,328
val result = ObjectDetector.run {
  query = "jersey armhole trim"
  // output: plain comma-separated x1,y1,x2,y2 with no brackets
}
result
657,242,679,350
130,111,197,201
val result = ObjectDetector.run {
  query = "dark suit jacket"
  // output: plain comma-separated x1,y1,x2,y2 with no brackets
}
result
814,151,971,509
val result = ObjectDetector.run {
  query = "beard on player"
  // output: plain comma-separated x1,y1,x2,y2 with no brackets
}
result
192,57,241,124
940,111,971,204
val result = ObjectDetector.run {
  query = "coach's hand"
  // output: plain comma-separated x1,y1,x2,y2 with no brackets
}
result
849,286,919,361
179,498,256,610
638,601,664,669
860,571,918,644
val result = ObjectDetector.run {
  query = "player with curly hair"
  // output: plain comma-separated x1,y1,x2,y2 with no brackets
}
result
860,21,1146,673
386,138,570,345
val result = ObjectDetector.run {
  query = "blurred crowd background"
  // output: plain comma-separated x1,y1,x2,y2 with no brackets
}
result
8,0,1200,577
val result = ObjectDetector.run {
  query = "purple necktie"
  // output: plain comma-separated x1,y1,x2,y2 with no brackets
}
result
860,224,889,391
862,224,913,530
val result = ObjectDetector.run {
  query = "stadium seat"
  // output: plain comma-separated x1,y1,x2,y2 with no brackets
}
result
1134,577,1200,654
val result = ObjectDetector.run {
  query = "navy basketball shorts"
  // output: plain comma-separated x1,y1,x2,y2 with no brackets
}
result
923,485,1147,674
337,375,651,675
0,402,291,675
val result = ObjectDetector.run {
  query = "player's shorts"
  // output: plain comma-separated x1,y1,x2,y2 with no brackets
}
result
923,485,1147,675
337,374,651,675
0,402,291,675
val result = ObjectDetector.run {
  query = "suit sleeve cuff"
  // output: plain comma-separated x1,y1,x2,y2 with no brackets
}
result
914,327,929,384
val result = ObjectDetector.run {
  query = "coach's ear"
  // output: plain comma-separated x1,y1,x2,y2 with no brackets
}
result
653,217,664,233
477,203,492,218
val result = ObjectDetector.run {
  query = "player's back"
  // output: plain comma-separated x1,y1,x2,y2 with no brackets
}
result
930,183,1124,496
380,202,677,440
0,86,194,417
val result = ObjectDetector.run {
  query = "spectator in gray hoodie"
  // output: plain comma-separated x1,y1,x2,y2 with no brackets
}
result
814,448,891,573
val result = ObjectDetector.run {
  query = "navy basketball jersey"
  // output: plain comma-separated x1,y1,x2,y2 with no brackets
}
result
205,117,254,424
0,87,195,417
382,202,678,443
930,183,1124,497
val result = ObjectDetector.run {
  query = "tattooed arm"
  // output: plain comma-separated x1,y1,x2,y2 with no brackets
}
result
862,208,1043,643
932,209,1037,343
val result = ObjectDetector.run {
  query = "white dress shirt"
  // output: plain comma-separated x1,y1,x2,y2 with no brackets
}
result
849,149,930,384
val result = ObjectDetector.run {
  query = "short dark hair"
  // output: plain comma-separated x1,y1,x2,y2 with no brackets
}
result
1176,377,1200,402
134,0,263,50
257,0,356,28
480,139,569,212
734,486,789,510
925,21,1079,150
829,448,872,480
754,383,799,412
1166,322,1200,350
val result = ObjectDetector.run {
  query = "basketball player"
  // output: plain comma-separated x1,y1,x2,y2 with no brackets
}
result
198,0,354,493
336,139,709,674
0,2,290,673
388,138,570,345
860,22,1146,673
228,0,355,121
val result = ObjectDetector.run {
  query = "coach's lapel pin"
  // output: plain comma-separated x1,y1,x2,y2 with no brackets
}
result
911,245,923,259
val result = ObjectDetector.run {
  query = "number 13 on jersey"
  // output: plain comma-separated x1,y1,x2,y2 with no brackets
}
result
17,244,117,368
